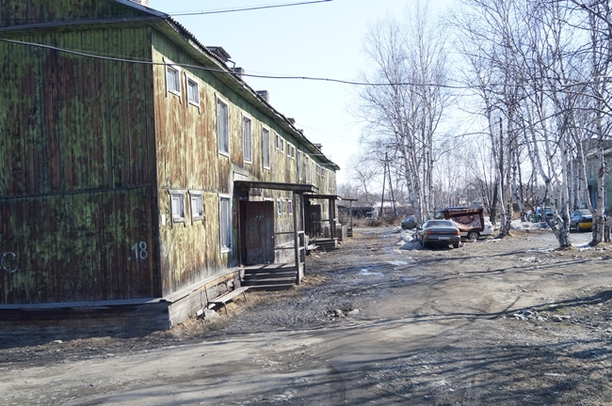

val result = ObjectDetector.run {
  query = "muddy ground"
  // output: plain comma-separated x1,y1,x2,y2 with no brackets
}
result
1,227,612,405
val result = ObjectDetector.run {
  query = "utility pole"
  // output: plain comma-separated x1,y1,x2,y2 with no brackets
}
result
387,157,397,217
380,152,387,218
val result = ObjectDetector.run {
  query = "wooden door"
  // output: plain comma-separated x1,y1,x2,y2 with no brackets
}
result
244,201,275,265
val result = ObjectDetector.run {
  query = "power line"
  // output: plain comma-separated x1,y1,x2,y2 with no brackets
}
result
168,0,333,16
0,37,470,88
0,37,606,91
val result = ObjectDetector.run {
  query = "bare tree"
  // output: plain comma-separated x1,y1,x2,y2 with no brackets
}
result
359,1,451,224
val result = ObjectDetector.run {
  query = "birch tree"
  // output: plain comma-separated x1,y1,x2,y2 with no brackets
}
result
359,1,451,224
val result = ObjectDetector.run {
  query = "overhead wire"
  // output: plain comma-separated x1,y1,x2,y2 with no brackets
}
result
0,37,472,89
167,0,333,16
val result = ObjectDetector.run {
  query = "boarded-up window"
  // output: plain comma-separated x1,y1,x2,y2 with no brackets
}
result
243,116,252,163
262,127,270,169
217,98,229,154
219,196,232,252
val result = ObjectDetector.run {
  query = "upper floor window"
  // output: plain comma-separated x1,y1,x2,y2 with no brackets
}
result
165,60,181,96
243,115,252,163
186,75,200,106
311,161,316,184
297,151,302,180
262,127,270,169
216,97,229,155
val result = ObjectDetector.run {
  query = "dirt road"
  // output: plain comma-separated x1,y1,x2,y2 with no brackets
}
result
1,227,612,405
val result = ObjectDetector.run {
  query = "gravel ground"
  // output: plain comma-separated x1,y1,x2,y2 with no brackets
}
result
1,227,612,405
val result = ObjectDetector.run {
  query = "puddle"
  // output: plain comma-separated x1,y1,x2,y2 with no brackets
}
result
388,260,409,266
359,269,384,277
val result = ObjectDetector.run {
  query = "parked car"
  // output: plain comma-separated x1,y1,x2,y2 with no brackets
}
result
434,206,484,241
401,215,418,230
532,207,554,222
416,220,462,249
479,221,495,238
570,209,593,232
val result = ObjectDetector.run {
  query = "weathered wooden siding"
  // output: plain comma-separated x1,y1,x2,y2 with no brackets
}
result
0,25,158,304
0,0,146,28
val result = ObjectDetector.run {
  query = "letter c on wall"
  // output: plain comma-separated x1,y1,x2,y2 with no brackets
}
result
1,252,19,274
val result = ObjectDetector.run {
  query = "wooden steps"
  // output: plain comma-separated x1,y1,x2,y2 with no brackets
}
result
242,264,297,291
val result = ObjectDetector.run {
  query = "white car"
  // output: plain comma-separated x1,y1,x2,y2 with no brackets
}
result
479,221,495,237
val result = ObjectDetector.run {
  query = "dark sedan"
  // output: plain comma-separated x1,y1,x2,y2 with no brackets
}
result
401,215,418,230
416,220,462,249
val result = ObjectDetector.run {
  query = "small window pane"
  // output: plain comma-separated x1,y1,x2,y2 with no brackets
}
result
262,128,270,169
191,193,203,221
217,99,229,154
167,66,180,94
220,197,232,251
171,193,185,223
243,117,252,163
187,78,199,104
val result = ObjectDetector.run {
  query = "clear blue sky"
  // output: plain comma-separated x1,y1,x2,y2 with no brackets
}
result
149,0,453,184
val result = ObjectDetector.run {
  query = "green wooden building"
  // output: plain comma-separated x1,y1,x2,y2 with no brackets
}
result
0,0,339,332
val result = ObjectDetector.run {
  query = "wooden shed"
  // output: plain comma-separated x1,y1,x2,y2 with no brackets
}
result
0,0,339,333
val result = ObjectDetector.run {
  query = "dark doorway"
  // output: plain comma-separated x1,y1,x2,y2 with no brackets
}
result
242,201,275,265
307,204,322,238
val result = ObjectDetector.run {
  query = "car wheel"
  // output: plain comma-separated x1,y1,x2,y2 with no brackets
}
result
467,231,479,241
453,241,460,249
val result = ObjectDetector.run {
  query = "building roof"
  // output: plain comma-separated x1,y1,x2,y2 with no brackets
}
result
117,0,340,171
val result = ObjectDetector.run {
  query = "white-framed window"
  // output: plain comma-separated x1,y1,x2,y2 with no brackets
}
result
262,127,270,169
216,96,229,155
186,74,200,107
190,190,204,222
322,167,326,178
219,195,232,252
169,189,186,224
277,198,282,216
311,161,316,185
288,199,293,216
287,144,296,159
242,115,252,164
305,155,310,183
165,59,181,97
275,133,280,150
297,150,302,180
279,138,284,153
